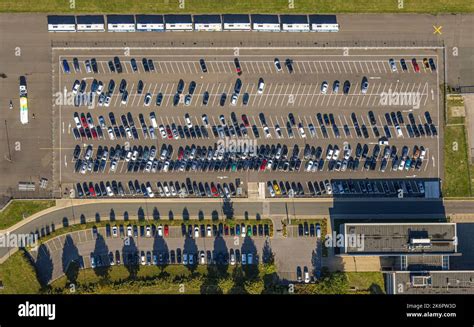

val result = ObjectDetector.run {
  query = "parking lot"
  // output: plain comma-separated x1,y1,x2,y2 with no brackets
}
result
32,222,278,283
52,47,442,199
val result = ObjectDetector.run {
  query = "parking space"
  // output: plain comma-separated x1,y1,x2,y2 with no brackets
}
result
52,47,442,199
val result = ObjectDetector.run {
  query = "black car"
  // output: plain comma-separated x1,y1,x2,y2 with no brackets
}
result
424,111,432,124
156,93,163,106
142,58,149,72
298,224,303,236
285,58,294,73
428,58,436,71
219,93,227,106
343,80,351,94
73,57,80,72
400,58,408,71
368,111,376,125
147,59,155,72
113,56,122,73
130,58,138,72
107,79,115,94
188,81,196,95
173,93,180,106
199,58,207,72
202,91,209,105
242,93,249,105
136,80,144,94
119,79,127,94
108,60,115,73
91,58,98,73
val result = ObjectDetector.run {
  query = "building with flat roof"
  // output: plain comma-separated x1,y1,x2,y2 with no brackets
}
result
47,15,76,32
222,14,251,31
309,15,339,32
251,14,280,32
280,15,310,32
135,15,164,32
76,15,105,32
164,14,193,31
107,15,135,32
339,222,458,271
340,223,458,256
194,15,222,31
386,271,474,294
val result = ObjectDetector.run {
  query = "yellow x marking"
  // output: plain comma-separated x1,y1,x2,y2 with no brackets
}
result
433,25,443,35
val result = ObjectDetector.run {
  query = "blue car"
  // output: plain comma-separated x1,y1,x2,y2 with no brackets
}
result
62,59,70,73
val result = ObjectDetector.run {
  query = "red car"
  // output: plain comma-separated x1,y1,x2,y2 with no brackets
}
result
91,127,98,140
211,183,219,197
241,114,250,127
89,185,96,197
166,126,173,139
80,114,88,129
164,225,169,237
234,58,242,75
260,159,267,171
177,147,184,160
412,58,420,72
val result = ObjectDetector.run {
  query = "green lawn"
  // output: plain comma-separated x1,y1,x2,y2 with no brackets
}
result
345,272,385,294
0,200,55,229
0,250,41,294
443,121,471,197
295,271,385,294
0,0,472,13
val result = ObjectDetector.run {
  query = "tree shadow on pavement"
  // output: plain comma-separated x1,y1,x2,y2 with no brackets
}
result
122,236,139,279
153,233,169,273
61,235,81,285
92,234,110,279
35,244,54,288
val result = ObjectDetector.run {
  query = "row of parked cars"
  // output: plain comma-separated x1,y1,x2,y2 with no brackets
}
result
102,222,270,239
388,57,436,72
91,248,257,268
268,178,426,198
76,178,241,199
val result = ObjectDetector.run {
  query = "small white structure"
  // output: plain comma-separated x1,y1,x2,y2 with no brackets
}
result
76,15,105,32
47,15,76,32
280,15,309,32
251,14,280,32
309,15,339,32
222,14,251,31
164,15,193,31
136,15,164,32
194,15,222,31
107,15,135,32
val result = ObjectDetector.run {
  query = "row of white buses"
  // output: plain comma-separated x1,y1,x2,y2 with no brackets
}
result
47,14,339,33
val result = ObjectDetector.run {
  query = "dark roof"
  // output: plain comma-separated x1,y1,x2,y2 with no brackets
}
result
107,15,135,24
164,14,193,24
251,14,279,24
222,14,250,24
135,15,164,24
308,15,338,24
47,15,76,25
76,15,105,25
279,15,308,24
193,14,222,24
